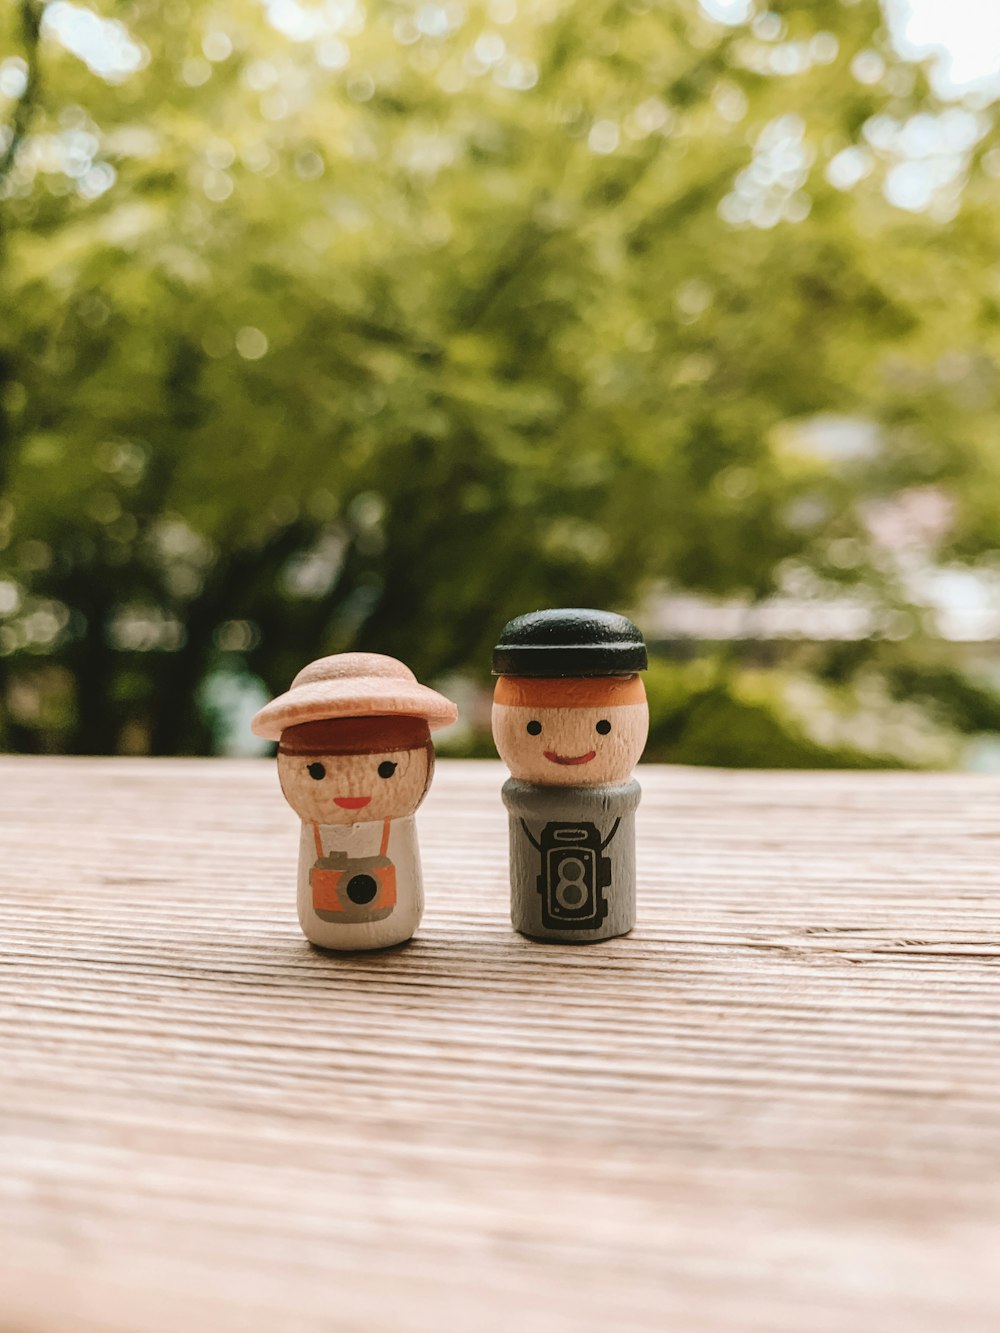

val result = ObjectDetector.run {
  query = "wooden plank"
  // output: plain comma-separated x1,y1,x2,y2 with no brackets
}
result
1,757,999,1332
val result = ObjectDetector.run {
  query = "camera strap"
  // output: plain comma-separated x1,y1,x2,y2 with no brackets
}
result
519,817,621,851
600,818,621,850
312,818,392,859
519,819,542,851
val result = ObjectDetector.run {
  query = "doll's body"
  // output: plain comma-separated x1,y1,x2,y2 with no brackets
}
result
296,812,423,951
501,777,641,941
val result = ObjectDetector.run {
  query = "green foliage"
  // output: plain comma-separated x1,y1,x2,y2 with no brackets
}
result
439,657,917,766
642,659,905,769
884,659,1000,735
3,0,1000,758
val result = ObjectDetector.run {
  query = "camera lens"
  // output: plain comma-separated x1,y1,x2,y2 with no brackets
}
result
345,873,378,905
553,855,590,912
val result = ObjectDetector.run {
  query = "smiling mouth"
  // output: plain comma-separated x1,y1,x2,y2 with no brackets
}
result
334,796,371,809
544,750,596,766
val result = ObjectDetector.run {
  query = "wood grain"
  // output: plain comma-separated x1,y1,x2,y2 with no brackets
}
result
2,757,1000,1332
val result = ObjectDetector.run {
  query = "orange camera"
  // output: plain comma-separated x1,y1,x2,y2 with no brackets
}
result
310,851,397,923
308,817,398,923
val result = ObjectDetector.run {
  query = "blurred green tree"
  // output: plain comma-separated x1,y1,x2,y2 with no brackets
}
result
2,0,1000,756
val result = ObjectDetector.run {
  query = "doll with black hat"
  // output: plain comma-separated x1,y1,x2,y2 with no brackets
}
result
491,608,649,943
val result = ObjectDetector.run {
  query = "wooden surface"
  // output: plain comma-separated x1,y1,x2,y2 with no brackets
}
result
2,757,1000,1333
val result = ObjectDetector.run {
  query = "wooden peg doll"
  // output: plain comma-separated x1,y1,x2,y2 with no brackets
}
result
251,653,458,951
491,609,649,943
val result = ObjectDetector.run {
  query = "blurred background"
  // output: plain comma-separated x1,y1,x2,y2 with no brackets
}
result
3,0,1000,766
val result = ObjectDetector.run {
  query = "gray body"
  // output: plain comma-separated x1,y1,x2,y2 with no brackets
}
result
501,778,641,943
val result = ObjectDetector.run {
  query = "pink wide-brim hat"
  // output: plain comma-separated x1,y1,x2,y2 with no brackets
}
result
250,652,458,741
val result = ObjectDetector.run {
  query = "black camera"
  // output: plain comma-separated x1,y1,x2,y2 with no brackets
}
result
535,822,610,932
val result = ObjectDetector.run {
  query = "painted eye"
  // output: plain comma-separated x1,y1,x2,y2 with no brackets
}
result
596,719,611,735
378,761,397,779
307,762,326,780
526,720,542,735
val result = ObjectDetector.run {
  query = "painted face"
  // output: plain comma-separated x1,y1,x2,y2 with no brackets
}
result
277,746,432,824
492,699,648,787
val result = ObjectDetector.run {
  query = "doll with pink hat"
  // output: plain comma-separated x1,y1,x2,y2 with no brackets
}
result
251,653,458,951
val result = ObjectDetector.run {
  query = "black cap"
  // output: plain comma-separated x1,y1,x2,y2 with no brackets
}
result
492,608,648,678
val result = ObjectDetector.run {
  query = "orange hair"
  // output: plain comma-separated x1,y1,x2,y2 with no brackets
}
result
493,675,645,708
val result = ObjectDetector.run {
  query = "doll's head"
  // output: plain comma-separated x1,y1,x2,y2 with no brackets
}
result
491,608,649,788
251,652,457,823
492,675,648,788
277,715,433,825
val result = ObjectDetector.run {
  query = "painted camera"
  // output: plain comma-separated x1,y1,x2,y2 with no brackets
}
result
536,822,610,932
310,852,397,923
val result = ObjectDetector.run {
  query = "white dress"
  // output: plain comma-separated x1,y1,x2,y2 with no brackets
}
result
296,815,424,950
